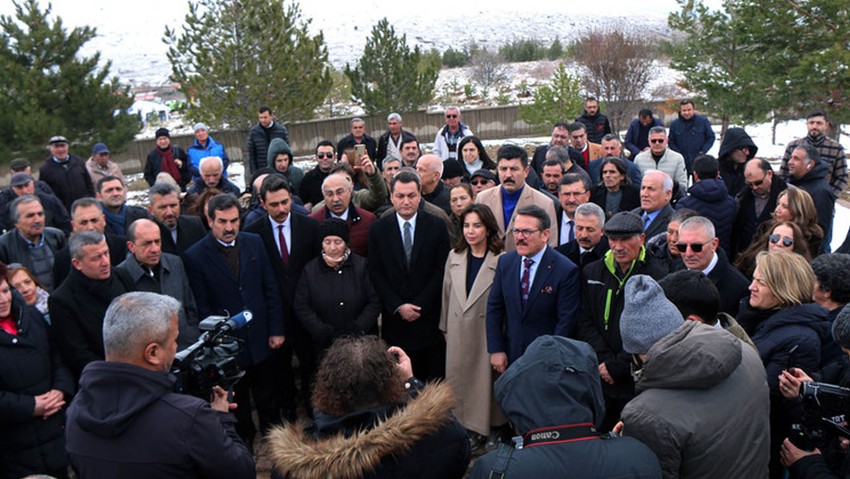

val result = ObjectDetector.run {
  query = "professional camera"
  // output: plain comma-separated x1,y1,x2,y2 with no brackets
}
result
788,381,850,451
171,311,252,400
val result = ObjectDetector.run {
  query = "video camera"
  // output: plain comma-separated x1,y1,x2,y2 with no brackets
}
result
171,311,252,400
789,381,850,451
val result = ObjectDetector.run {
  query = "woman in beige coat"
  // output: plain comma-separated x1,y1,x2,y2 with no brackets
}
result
440,203,506,449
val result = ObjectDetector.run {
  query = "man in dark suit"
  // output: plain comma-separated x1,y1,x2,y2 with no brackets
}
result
368,169,450,380
70,198,127,267
116,218,199,349
95,176,150,236
148,182,207,255
556,202,609,269
487,204,580,373
182,194,284,449
244,174,320,421
632,170,674,240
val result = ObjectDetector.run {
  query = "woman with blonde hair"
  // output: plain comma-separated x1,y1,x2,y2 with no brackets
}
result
772,188,823,255
737,251,830,478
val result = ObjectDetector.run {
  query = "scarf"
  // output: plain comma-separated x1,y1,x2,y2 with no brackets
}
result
159,146,182,183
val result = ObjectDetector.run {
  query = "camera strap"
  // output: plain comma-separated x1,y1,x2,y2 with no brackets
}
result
522,423,600,448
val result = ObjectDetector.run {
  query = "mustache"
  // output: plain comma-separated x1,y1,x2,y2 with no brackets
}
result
503,178,515,184
577,237,592,246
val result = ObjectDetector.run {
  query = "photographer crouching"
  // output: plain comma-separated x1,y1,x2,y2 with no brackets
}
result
780,303,850,478
65,292,255,478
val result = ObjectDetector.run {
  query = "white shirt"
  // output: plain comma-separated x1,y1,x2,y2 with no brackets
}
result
330,209,350,221
269,214,292,256
396,212,418,246
698,251,720,276
519,245,548,289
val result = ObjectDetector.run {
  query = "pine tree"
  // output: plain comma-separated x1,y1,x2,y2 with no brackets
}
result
519,64,583,128
0,0,137,162
164,0,332,128
344,18,439,115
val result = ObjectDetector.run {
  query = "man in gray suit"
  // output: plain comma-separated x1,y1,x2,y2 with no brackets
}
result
116,218,199,349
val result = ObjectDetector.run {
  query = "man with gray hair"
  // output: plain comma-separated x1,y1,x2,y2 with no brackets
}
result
376,112,417,169
148,182,207,255
49,231,133,378
555,202,609,269
433,106,473,161
0,195,70,291
634,126,688,193
187,156,240,197
632,170,675,240
416,154,451,215
65,292,256,478
337,117,377,162
309,173,377,257
676,216,749,316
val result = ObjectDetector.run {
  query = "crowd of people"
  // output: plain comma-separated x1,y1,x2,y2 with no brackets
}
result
3,99,850,479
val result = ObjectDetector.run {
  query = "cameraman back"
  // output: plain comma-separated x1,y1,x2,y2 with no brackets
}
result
780,304,850,478
65,292,255,479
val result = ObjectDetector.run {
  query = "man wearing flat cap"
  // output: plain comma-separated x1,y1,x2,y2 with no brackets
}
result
39,135,95,211
618,274,769,479
0,173,71,234
575,211,666,431
85,142,125,186
469,169,497,199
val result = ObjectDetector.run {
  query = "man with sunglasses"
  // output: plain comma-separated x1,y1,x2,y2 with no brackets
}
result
300,140,337,210
676,216,749,316
675,154,736,254
433,106,473,162
634,127,688,195
575,211,666,431
732,158,788,258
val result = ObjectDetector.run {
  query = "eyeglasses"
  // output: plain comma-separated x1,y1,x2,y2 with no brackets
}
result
446,114,458,119
674,240,712,253
317,152,334,159
746,176,766,188
769,234,794,247
649,139,665,144
511,228,540,237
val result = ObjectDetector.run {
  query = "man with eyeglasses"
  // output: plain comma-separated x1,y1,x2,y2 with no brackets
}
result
486,204,579,374
575,211,666,431
433,106,473,162
676,216,749,316
300,140,337,210
732,158,787,258
675,155,736,254
556,174,592,246
634,127,688,195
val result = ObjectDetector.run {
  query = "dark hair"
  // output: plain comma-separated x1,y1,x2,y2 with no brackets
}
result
542,158,564,171
811,254,850,304
693,154,719,179
207,193,241,220
260,174,291,201
559,172,590,192
794,143,821,164
449,182,473,202
567,122,586,134
734,220,812,278
516,204,550,230
807,108,828,121
70,197,100,217
680,99,695,107
639,108,653,118
149,182,180,199
649,126,666,136
330,162,355,178
390,169,420,193
96,175,123,193
496,144,528,167
258,105,273,115
453,203,504,254
457,136,493,165
315,140,335,155
586,96,598,103
553,121,569,131
670,208,700,224
658,270,721,325
188,188,221,217
599,157,628,184
601,133,621,144
311,336,406,417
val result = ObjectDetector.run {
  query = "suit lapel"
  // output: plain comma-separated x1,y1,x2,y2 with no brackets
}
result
202,235,238,281
387,217,408,270
448,251,468,309
465,251,499,312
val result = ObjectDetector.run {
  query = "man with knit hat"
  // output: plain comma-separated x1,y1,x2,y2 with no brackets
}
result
575,210,665,431
85,142,125,186
618,274,770,479
144,128,191,189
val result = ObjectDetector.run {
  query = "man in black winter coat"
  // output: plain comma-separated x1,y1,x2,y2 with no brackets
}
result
65,291,255,479
39,135,95,211
788,144,836,251
732,159,788,258
247,105,289,174
575,97,612,144
717,127,758,198
676,155,737,254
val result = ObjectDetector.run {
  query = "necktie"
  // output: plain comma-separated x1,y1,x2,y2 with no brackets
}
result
642,214,650,231
520,257,534,305
403,221,413,265
278,224,289,267
568,220,575,242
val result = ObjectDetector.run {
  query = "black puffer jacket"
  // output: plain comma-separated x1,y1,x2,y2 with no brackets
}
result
718,127,758,197
470,336,661,478
247,121,289,172
790,159,836,244
676,178,737,253
38,155,95,210
0,296,75,479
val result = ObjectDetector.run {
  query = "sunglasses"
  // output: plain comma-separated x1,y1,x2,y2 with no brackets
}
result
317,152,334,159
769,234,794,247
446,114,458,118
470,179,490,185
674,240,711,253
746,177,766,188
649,139,665,144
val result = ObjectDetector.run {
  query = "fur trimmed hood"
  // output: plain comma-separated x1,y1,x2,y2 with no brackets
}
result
267,381,456,479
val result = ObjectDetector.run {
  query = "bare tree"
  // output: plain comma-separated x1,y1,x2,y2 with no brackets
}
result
573,29,656,133
470,49,509,91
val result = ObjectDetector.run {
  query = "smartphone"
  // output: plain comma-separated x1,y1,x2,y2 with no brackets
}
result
354,144,366,169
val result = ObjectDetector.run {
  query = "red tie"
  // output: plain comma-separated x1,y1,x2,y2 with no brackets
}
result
278,224,289,267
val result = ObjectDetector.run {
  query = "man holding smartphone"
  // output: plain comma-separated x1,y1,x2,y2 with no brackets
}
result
337,118,377,162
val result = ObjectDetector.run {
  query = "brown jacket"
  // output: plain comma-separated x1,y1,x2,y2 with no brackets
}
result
475,184,558,252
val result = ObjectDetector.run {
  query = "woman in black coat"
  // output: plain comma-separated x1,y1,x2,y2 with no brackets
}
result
294,219,381,358
590,157,640,219
0,261,75,479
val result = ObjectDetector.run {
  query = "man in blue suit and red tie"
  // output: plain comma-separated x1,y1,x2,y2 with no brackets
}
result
486,204,580,373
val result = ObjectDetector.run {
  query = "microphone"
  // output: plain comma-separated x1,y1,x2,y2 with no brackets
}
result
198,310,253,333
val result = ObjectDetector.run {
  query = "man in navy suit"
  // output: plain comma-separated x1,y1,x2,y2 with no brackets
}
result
368,169,450,380
244,174,320,421
486,204,580,373
182,193,284,450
